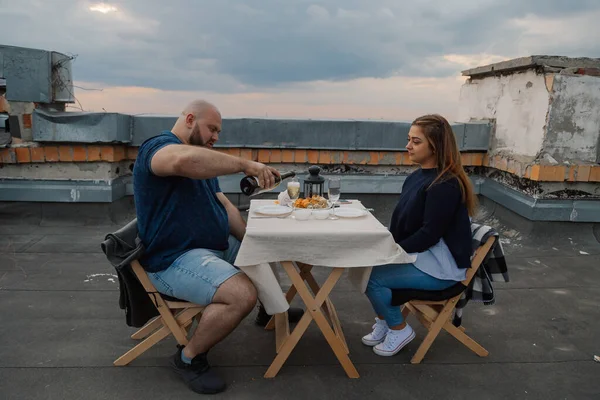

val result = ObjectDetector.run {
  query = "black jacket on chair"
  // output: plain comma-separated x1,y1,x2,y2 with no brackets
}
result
101,218,159,328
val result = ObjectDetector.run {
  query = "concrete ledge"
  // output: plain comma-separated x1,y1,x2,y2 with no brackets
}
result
2,174,600,222
462,55,600,78
32,109,131,143
0,177,127,202
133,116,492,151
30,111,493,151
122,173,410,196
481,178,600,222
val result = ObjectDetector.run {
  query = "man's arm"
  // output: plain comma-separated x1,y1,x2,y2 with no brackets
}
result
217,192,246,242
151,144,279,189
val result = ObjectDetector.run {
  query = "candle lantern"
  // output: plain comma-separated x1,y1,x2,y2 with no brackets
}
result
303,165,325,197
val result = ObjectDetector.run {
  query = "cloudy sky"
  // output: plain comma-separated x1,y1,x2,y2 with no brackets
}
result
1,0,599,120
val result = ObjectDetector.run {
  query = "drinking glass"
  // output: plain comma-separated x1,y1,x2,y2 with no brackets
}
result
287,177,300,214
328,177,341,220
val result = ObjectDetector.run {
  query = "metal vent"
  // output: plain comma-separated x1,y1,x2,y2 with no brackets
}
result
0,45,74,104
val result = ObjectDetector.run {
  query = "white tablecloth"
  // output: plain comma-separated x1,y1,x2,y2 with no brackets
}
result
235,199,415,314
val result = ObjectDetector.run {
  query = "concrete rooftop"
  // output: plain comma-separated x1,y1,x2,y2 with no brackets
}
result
461,55,600,78
1,199,599,399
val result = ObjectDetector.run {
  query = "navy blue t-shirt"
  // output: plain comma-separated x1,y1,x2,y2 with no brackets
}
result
133,131,230,272
389,168,473,269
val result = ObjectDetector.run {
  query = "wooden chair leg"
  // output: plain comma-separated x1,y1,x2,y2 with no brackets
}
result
407,304,433,330
130,260,201,345
410,302,456,364
407,300,487,361
401,305,411,320
443,321,488,357
154,303,196,345
116,324,178,366
114,308,200,366
185,312,202,336
131,316,162,340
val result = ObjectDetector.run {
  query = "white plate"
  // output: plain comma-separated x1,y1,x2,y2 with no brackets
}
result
333,208,368,218
254,205,293,216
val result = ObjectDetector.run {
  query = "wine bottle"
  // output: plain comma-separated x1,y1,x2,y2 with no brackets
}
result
240,171,296,196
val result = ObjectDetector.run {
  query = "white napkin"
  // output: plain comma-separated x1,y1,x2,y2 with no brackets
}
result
277,190,293,207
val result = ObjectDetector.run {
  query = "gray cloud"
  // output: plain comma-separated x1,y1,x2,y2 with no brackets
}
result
1,0,599,92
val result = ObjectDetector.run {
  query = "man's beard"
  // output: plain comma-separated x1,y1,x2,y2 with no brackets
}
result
190,123,209,147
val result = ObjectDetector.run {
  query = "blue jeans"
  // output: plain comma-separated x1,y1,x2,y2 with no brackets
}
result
147,235,242,306
366,263,457,327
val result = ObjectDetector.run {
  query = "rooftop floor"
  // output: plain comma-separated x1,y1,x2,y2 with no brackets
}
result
1,201,599,399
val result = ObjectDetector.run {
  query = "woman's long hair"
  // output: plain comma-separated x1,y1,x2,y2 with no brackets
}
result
411,114,478,216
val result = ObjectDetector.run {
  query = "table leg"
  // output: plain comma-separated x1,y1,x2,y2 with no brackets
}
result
299,263,335,324
265,262,332,330
297,263,348,354
264,262,359,379
274,311,289,353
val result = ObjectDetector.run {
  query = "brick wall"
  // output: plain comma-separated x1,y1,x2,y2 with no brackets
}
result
1,145,135,163
0,144,483,167
1,144,599,182
0,95,8,113
485,154,600,183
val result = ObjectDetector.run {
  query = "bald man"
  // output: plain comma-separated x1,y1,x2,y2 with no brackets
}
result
132,100,283,394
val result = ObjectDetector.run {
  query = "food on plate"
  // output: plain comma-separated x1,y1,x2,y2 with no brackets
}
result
293,195,329,209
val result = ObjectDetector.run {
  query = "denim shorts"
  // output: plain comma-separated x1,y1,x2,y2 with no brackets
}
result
146,235,242,306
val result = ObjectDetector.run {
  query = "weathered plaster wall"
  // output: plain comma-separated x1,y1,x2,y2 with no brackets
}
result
545,74,600,164
457,69,551,161
0,161,130,181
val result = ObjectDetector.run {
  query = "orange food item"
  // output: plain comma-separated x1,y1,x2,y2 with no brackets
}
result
293,195,328,209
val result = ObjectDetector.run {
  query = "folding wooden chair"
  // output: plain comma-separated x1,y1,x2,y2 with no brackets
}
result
401,235,496,364
113,260,205,366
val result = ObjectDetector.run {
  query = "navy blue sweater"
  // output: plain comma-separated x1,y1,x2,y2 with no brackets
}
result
390,168,473,269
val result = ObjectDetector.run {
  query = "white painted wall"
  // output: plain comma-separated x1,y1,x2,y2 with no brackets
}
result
545,74,600,163
457,70,550,159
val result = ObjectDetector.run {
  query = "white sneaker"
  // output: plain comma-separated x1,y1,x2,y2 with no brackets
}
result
373,325,415,356
361,317,389,346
